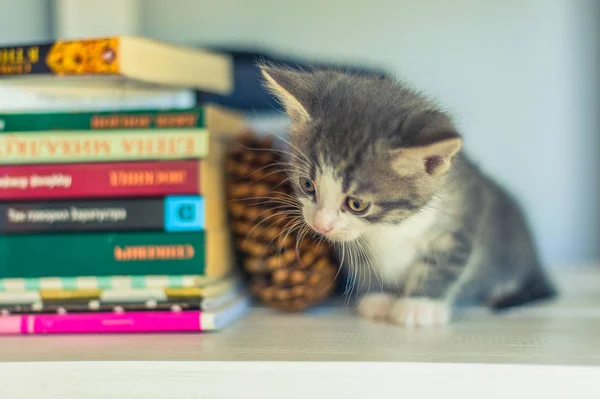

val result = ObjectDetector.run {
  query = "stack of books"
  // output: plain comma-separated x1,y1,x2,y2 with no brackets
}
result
0,36,249,335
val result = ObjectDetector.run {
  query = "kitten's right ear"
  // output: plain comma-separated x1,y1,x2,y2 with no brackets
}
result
259,65,315,124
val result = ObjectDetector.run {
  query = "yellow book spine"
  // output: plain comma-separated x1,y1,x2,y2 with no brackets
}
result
40,289,102,301
0,37,122,76
0,128,209,164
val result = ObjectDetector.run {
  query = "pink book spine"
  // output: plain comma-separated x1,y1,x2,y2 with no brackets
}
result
0,311,203,335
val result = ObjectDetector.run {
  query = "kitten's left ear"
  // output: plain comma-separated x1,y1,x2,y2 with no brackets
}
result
259,65,315,124
391,112,463,176
391,137,462,176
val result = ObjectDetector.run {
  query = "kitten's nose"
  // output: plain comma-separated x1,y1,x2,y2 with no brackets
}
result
313,222,333,234
313,209,336,234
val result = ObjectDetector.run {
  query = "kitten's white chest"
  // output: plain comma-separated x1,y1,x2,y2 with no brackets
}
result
362,208,439,282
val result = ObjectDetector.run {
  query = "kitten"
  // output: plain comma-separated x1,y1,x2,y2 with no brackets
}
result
259,64,557,327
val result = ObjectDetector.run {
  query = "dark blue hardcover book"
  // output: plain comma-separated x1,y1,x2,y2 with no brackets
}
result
195,48,391,112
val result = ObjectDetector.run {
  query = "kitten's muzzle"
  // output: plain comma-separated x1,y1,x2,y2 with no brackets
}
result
313,224,333,234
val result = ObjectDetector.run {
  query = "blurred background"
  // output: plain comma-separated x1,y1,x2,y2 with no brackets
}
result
1,0,598,269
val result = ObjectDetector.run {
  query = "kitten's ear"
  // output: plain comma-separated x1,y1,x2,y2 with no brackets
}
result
391,112,462,176
260,65,315,124
391,137,462,176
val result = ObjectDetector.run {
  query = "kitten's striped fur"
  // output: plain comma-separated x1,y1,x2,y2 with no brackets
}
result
260,65,556,326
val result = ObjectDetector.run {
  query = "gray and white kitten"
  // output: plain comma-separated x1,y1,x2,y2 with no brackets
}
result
260,65,556,327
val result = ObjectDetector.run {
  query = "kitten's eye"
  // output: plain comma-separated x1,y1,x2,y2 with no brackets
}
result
345,197,370,214
299,177,315,194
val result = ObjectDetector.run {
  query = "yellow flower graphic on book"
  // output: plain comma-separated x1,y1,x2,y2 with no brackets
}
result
46,38,119,74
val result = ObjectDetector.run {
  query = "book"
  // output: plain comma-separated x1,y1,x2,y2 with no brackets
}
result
0,137,237,287
0,85,196,113
0,103,246,138
0,107,204,132
0,274,224,292
0,279,241,314
0,230,233,279
0,160,202,200
0,36,233,95
0,195,205,233
0,142,232,229
0,293,238,314
0,275,237,300
0,296,249,334
0,128,208,164
194,47,391,111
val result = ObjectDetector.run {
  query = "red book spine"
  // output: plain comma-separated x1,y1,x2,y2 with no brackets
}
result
0,160,201,200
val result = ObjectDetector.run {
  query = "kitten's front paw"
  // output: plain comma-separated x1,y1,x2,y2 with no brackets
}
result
389,297,450,327
357,293,395,321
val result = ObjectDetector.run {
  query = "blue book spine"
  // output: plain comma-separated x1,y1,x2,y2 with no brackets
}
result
164,196,205,232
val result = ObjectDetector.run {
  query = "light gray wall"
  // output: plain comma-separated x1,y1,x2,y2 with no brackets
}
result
0,0,51,45
0,0,597,267
141,0,599,267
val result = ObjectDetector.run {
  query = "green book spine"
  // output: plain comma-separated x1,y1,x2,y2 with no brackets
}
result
0,128,208,164
0,231,206,279
0,108,205,132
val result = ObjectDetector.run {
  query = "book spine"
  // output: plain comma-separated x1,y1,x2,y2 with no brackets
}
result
0,108,205,132
1,311,203,334
0,285,240,314
0,231,207,279
0,37,120,77
0,279,237,304
0,297,248,334
0,300,203,314
0,195,205,233
0,160,201,200
0,128,208,164
0,274,217,292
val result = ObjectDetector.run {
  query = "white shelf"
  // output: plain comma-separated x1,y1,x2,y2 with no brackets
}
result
1,264,599,398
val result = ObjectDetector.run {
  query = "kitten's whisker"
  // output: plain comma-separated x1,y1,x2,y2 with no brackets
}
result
294,224,311,267
244,211,302,240
237,162,295,180
270,177,299,193
324,242,345,294
342,244,351,295
358,236,385,292
273,219,304,257
230,140,313,176
350,242,360,300
248,200,300,210
341,242,356,309
269,191,303,202
344,241,359,309
357,243,373,299
262,218,303,258
279,217,306,247
284,161,311,174
238,190,303,205
253,204,300,219
245,171,306,188
253,168,303,183
231,196,301,207
230,142,301,163
243,215,301,246
245,206,302,226
244,143,312,173
334,242,348,296
353,239,369,297
234,195,301,208
273,134,313,168
271,144,312,170
244,201,300,211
